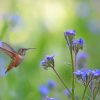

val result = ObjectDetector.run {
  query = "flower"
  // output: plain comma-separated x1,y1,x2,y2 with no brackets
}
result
0,41,2,47
40,55,54,70
79,38,84,45
45,96,57,100
72,38,84,54
64,29,76,47
74,69,100,85
39,85,49,96
3,14,21,28
76,52,88,69
78,38,84,49
64,88,72,97
73,70,84,80
47,80,56,89
65,30,76,35
94,70,100,80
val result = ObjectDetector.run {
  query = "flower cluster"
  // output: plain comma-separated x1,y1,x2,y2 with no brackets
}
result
40,29,100,100
40,56,54,70
72,38,84,54
64,30,84,55
74,69,100,86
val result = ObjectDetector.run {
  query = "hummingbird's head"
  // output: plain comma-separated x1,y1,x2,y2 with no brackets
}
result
18,48,36,56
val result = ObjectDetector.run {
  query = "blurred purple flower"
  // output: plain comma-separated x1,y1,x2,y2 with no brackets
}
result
0,41,3,47
47,80,56,89
76,2,90,18
3,14,21,26
76,52,88,69
64,88,72,97
45,96,57,100
88,19,100,34
39,85,50,96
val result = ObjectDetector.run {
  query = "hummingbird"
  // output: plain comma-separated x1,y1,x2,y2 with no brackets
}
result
0,41,35,73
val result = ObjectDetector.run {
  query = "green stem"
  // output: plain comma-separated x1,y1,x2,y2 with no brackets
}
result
81,79,92,100
53,68,72,96
75,53,77,70
81,85,88,100
93,82,100,100
0,21,9,39
70,48,75,100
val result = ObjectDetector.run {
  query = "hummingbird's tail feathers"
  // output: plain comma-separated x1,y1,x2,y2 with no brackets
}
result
5,65,13,74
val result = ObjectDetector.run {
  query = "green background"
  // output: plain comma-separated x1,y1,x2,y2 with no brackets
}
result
0,0,100,100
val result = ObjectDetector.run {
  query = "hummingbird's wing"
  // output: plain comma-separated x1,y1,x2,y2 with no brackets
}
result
0,42,17,58
1,42,17,53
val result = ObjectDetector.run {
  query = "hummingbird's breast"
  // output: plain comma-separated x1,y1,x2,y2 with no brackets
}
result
13,54,23,67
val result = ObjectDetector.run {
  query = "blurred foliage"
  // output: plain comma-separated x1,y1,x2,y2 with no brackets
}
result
0,0,100,100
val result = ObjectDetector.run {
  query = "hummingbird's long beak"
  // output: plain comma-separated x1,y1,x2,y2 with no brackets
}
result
26,48,36,51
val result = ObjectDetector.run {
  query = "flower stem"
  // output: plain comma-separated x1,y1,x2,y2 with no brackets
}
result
53,68,72,96
93,81,100,100
81,85,88,100
70,48,75,100
81,79,91,100
75,53,77,70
